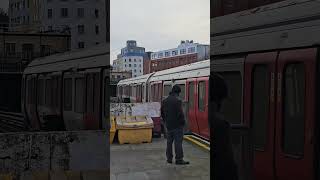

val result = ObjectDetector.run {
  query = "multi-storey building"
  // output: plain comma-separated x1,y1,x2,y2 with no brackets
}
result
146,40,209,73
8,0,107,50
113,40,145,77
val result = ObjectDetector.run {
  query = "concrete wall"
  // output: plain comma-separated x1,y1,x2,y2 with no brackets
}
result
0,130,109,179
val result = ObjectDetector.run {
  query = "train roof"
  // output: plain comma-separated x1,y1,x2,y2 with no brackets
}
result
211,0,320,55
24,43,110,74
149,59,209,82
117,73,155,86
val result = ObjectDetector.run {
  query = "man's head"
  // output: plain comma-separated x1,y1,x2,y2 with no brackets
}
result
171,85,181,96
210,73,228,110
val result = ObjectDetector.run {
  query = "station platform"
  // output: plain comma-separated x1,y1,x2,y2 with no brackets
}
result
110,137,210,180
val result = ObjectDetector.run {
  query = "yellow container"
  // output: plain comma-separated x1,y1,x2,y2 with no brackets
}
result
118,128,152,144
110,116,116,144
115,116,153,144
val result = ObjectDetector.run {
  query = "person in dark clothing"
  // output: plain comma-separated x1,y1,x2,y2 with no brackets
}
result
210,73,238,180
161,85,189,165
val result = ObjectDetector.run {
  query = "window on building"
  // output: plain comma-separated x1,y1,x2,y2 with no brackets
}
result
134,64,137,67
251,65,269,150
188,47,195,53
95,9,99,18
139,64,141,67
129,64,131,67
95,25,99,34
125,64,127,67
282,63,305,156
134,69,137,72
75,78,85,113
172,50,178,56
95,42,99,45
78,25,84,34
124,59,126,62
180,49,186,54
78,42,85,48
48,9,53,18
5,43,16,55
117,75,121,79
129,59,131,62
77,8,84,18
134,59,136,62
165,51,170,57
61,8,68,18
158,52,163,58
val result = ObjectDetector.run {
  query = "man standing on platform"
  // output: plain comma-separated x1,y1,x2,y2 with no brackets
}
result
161,85,189,165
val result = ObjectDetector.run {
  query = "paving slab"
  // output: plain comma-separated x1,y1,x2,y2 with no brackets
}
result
111,138,210,180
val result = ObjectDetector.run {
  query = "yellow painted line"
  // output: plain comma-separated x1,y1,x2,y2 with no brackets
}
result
184,135,210,151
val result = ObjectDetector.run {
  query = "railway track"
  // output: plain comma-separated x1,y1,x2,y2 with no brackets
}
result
0,111,26,132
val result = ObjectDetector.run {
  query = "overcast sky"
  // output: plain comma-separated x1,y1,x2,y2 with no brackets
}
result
111,0,210,63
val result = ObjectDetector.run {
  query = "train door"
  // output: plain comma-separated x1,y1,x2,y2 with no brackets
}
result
275,48,316,180
84,69,101,130
62,72,86,130
244,52,277,180
26,75,40,130
187,78,200,135
174,80,188,131
195,77,209,140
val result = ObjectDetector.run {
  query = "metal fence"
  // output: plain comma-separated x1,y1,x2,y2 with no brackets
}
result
230,124,254,180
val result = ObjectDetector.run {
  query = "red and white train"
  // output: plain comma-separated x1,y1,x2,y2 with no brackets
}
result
117,60,210,140
212,0,320,180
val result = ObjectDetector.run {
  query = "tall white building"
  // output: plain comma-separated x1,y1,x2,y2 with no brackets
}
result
8,0,107,50
113,40,145,77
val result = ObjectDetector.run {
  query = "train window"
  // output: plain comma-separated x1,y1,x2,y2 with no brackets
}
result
45,79,52,106
219,72,242,124
37,79,44,105
163,84,171,98
64,78,72,111
198,81,206,112
282,63,305,156
177,84,186,101
87,75,94,112
251,65,269,151
75,78,85,113
188,82,195,108
52,78,58,108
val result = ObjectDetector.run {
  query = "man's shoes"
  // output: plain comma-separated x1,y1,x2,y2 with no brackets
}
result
175,160,190,165
167,160,172,164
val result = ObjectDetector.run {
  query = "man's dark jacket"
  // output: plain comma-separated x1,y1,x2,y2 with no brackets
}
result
161,94,185,131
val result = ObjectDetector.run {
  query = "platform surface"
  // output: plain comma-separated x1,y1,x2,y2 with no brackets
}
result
110,137,210,180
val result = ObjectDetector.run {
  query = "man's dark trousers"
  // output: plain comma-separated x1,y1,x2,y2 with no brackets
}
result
166,127,184,161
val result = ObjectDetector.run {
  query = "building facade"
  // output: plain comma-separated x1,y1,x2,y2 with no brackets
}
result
113,40,145,77
147,40,209,73
143,51,152,75
0,32,70,72
8,0,42,32
0,11,9,32
8,0,107,50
